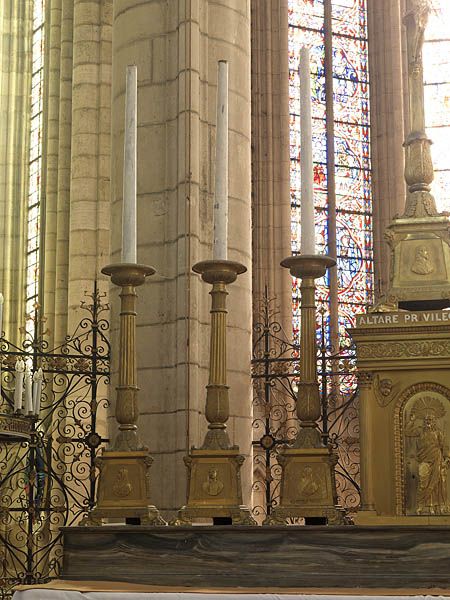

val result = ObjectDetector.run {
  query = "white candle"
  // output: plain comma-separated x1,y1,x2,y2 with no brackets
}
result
299,46,315,255
33,368,43,416
122,65,137,264
14,359,25,412
24,361,33,414
213,60,229,261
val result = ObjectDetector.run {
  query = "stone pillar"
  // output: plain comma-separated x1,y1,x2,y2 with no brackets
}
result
367,0,408,298
43,0,62,347
110,0,252,513
251,0,291,336
0,1,32,341
68,0,112,327
42,0,77,347
53,0,74,344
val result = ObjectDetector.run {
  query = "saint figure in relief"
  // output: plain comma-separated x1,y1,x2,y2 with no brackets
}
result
202,468,224,497
411,245,434,275
405,398,450,515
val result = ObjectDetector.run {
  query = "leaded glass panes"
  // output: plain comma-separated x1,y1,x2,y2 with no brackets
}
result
26,0,45,335
289,0,373,360
424,0,450,211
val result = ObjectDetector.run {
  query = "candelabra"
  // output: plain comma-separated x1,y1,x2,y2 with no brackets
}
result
266,255,343,525
84,263,165,525
174,260,255,525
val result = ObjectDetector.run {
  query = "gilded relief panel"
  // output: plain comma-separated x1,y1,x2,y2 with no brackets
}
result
189,459,236,506
400,387,450,516
281,459,331,508
398,236,448,286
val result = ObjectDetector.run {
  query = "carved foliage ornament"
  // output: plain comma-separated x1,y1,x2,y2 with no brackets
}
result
359,340,450,360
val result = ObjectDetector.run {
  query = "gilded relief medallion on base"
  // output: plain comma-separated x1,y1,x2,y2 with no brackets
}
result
173,449,256,525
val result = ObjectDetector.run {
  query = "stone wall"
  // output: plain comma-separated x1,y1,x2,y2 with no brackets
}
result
109,0,253,512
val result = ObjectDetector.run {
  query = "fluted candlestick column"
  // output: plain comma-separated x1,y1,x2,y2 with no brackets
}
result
101,263,155,451
281,255,335,448
193,260,246,450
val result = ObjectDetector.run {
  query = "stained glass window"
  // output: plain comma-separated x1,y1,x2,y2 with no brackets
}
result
424,0,450,212
289,0,373,367
26,0,46,335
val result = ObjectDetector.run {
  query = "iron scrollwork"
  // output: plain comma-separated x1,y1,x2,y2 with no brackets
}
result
0,283,110,598
251,292,360,521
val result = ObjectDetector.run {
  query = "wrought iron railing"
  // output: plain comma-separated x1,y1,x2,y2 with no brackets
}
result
0,285,110,598
251,293,360,521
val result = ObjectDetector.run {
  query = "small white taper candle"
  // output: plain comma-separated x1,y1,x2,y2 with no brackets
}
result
24,361,33,414
14,359,25,412
33,368,43,416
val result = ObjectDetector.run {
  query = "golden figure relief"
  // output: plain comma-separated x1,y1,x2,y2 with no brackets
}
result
202,468,224,497
297,466,321,501
411,246,434,275
112,468,132,498
405,397,450,515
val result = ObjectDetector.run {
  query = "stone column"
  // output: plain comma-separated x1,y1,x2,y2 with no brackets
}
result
251,0,292,337
68,0,112,327
43,0,62,348
367,0,408,298
0,1,32,341
53,0,74,345
42,0,77,347
110,0,252,513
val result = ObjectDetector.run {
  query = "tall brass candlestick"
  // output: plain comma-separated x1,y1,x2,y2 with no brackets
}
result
175,259,255,525
377,0,450,313
402,0,437,219
83,262,165,525
266,254,343,525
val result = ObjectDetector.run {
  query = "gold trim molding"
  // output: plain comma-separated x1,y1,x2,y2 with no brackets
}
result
358,340,450,360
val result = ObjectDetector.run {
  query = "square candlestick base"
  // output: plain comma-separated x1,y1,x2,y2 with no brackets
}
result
264,448,345,525
173,449,256,525
82,450,166,526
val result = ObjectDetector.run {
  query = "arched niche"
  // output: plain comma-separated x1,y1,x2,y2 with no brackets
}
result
394,383,450,515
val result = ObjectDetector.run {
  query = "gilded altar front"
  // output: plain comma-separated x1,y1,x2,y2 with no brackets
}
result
350,310,450,524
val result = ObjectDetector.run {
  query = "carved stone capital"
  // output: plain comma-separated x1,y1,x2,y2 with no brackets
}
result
357,371,374,388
